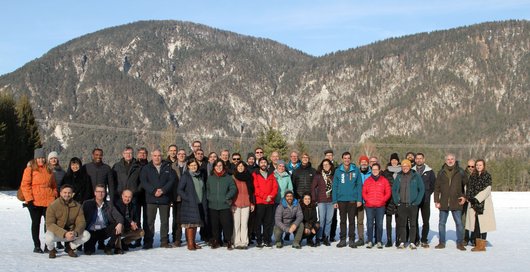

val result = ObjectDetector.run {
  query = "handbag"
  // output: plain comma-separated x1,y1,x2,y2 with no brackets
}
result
17,168,33,202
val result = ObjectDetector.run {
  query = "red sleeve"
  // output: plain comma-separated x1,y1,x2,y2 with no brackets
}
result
269,175,279,199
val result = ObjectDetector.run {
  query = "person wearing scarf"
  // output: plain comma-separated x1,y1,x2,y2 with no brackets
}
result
232,161,255,249
207,159,237,249
310,159,335,246
465,159,496,251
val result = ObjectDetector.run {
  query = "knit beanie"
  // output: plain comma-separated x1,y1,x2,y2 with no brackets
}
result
358,155,369,163
389,153,400,162
34,148,45,159
401,159,412,167
48,151,59,160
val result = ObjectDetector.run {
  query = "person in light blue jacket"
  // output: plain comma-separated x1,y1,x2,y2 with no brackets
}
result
332,152,363,248
274,160,293,204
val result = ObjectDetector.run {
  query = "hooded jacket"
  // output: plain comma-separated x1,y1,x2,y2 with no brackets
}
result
274,170,293,204
275,197,303,232
21,165,57,207
332,164,362,203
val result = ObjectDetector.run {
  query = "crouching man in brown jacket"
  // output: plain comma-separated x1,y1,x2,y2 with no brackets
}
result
45,184,90,258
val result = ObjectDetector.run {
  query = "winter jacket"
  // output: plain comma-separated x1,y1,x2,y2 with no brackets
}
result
311,171,333,203
140,161,176,205
45,197,85,238
301,202,319,231
292,163,316,199
274,170,293,204
465,172,496,233
82,199,124,230
52,166,66,190
286,160,301,175
392,171,425,206
359,167,372,184
85,162,115,201
21,165,57,207
61,169,93,204
177,170,208,225
112,158,141,197
252,171,278,205
382,166,399,215
332,164,362,203
113,199,138,231
362,175,391,208
412,164,436,203
206,172,237,210
434,164,467,211
168,160,184,202
275,198,303,232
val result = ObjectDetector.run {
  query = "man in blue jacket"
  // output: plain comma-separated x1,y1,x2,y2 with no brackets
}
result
392,159,425,249
332,152,363,248
140,149,176,249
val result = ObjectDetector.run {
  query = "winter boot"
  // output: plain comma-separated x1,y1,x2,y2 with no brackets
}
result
192,228,202,249
186,228,196,251
336,239,347,248
471,238,487,252
322,236,330,246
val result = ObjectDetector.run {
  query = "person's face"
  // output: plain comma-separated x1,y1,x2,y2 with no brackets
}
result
36,157,46,166
60,187,73,202
231,155,241,164
467,160,475,171
94,187,106,201
177,150,186,163
270,152,279,163
369,158,378,167
152,150,162,165
301,154,309,165
360,160,368,167
137,150,147,160
259,159,268,171
342,155,351,166
70,162,80,172
322,161,332,172
402,164,411,173
123,149,133,162
285,193,294,205
406,154,415,161
390,159,398,167
290,152,298,163
277,164,286,173
188,162,198,172
192,142,201,152
372,165,380,176
415,155,425,166
325,152,334,161
445,155,456,167
247,157,255,166
208,153,218,163
303,195,311,205
214,161,224,172
49,157,58,166
121,191,133,205
168,146,177,159
255,149,264,159
92,150,103,163
220,151,229,161
195,150,204,161
237,163,245,173
475,161,484,173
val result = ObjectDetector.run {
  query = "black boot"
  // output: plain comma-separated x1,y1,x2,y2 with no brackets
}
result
322,236,331,246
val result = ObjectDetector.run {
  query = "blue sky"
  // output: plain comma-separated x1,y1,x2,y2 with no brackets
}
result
1,0,529,76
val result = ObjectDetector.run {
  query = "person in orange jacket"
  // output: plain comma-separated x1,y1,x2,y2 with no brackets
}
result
21,148,58,253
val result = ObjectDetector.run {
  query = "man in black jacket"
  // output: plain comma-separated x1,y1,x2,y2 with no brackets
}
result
140,149,176,249
112,146,141,202
82,184,124,255
114,189,145,251
85,148,115,202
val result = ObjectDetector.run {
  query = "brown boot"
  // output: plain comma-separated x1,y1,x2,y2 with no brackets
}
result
457,243,467,251
192,228,202,249
227,241,233,251
186,228,196,251
48,248,57,259
471,238,487,252
210,239,220,249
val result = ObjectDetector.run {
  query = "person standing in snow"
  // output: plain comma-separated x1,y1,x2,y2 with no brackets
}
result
382,152,401,247
356,155,371,247
412,153,436,248
362,163,391,249
253,158,278,248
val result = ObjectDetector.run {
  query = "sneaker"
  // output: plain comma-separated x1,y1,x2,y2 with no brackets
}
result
376,242,383,249
275,242,283,248
397,243,405,249
421,242,430,248
354,240,365,247
409,243,417,250
292,244,301,249
307,240,316,247
349,240,357,248
33,247,44,254
366,242,373,249
256,243,265,248
336,240,347,248
48,248,57,259
265,242,273,248
435,243,445,249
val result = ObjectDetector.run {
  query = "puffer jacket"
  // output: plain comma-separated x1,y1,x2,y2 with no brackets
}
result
46,197,86,238
21,165,57,207
301,202,319,231
362,175,391,208
292,163,316,199
275,198,303,232
252,171,278,205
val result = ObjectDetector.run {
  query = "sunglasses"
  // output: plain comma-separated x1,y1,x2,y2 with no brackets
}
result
255,151,263,154
232,157,241,161
467,166,475,168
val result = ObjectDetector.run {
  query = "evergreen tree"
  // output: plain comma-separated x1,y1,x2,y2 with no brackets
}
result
256,127,288,159
0,94,20,188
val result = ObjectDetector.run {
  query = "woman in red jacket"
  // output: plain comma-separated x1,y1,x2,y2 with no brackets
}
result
362,163,391,249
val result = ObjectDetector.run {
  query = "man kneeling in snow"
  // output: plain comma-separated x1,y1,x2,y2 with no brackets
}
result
45,184,90,258
273,191,304,249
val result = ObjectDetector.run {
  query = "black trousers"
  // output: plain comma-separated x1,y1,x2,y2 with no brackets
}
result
28,205,47,247
386,213,397,243
171,201,183,243
209,208,233,243
337,202,357,241
473,213,487,240
330,208,338,240
416,201,431,243
85,224,119,252
255,204,274,244
397,204,418,244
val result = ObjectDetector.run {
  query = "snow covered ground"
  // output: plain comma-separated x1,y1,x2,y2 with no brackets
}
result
1,191,529,272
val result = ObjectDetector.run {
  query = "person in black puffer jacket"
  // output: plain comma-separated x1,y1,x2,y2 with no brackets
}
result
292,153,316,199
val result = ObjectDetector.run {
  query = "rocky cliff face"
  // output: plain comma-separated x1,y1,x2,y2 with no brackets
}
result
0,20,528,160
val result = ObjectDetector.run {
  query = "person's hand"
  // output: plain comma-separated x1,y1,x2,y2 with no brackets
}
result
311,228,317,235
64,231,75,241
304,228,311,235
155,189,163,197
458,197,466,205
356,202,362,207
130,221,138,231
265,195,272,203
115,223,123,235
333,203,338,209
26,200,35,208
435,203,441,209
288,224,297,233
231,206,237,213
250,205,255,212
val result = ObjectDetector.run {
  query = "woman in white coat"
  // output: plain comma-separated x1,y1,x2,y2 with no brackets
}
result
465,159,496,251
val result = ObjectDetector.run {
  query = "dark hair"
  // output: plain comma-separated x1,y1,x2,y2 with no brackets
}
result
211,159,227,175
60,184,74,192
92,148,103,154
324,149,333,155
371,163,381,170
317,159,335,174
167,144,177,150
69,157,82,167
94,184,106,191
137,147,148,154
235,161,247,172
186,158,199,167
258,157,268,164
415,152,425,158
232,152,241,158
341,151,351,159
124,146,134,152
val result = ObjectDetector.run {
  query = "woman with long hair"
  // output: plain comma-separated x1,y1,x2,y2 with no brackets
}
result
465,159,496,251
231,161,255,249
310,158,335,246
61,157,93,204
20,148,57,253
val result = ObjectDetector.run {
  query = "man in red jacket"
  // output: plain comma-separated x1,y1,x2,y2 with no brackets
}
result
252,158,278,247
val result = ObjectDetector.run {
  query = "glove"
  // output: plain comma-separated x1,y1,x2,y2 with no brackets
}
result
26,200,35,208
469,198,479,206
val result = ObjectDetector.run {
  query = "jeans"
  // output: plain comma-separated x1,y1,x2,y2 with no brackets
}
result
365,207,385,243
438,210,464,244
317,202,334,239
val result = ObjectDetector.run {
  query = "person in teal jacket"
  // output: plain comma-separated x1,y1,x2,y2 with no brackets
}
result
391,159,424,249
332,152,363,248
274,160,293,204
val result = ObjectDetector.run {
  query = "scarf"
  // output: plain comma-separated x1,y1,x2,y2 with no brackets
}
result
322,170,333,197
466,171,492,199
234,169,252,182
214,169,226,177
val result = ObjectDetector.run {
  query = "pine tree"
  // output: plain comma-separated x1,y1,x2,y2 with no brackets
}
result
256,127,289,159
0,94,21,188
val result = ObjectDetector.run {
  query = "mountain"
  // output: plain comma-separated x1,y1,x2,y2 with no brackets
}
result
0,20,529,162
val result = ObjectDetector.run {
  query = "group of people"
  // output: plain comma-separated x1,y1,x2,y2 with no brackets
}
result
20,140,496,258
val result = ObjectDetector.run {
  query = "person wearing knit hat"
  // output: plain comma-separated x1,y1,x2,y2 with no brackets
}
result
401,159,412,167
246,153,257,171
34,148,45,159
357,155,371,246
389,153,400,163
47,151,58,161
